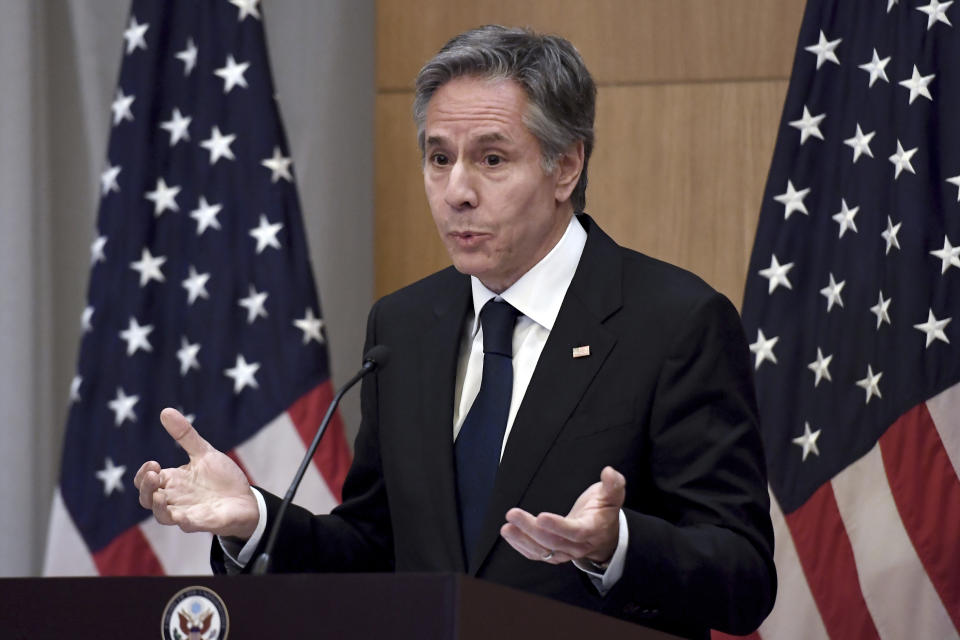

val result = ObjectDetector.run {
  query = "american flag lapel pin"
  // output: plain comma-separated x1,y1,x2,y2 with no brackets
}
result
572,345,590,358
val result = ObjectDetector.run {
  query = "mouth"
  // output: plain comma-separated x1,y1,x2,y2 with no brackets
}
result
448,230,490,247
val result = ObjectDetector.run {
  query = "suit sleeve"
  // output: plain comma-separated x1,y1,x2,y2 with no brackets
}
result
601,292,776,635
211,299,395,574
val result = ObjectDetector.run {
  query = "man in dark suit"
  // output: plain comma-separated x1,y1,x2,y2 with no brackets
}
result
136,26,775,639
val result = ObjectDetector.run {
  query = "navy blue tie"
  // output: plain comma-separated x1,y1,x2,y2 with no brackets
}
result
455,299,520,563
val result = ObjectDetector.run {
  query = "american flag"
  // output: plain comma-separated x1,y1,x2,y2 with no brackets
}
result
43,0,351,576
731,1,960,638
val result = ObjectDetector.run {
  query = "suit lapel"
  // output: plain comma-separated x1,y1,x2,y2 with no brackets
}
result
416,274,472,572
468,215,624,573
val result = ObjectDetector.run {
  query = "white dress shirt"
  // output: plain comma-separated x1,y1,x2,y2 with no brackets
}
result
226,216,628,592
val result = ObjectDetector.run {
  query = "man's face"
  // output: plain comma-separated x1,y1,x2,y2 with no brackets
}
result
423,76,576,293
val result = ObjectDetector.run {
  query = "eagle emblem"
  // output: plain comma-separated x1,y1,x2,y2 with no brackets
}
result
162,586,229,640
178,605,214,640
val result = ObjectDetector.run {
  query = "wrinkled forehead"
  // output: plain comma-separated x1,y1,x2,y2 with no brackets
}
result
423,76,532,142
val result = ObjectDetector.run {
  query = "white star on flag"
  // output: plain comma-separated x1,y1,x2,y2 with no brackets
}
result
843,124,875,163
130,247,166,287
144,177,181,216
792,422,821,461
182,266,211,305
759,254,794,294
899,65,935,104
947,174,960,201
119,317,154,356
855,364,883,404
107,387,139,426
229,0,262,21
95,458,127,497
749,329,779,370
804,30,841,69
224,354,260,393
159,108,191,146
175,38,198,76
70,375,83,403
293,308,325,344
177,336,201,376
789,106,826,145
832,198,859,238
882,216,902,255
214,54,250,93
111,90,135,125
238,285,269,324
889,140,918,179
930,236,960,274
100,164,121,195
774,180,810,219
871,290,892,329
807,348,833,387
917,0,953,29
190,196,223,236
250,214,283,253
200,126,236,165
913,309,951,347
81,306,93,333
858,49,891,87
819,273,846,312
261,147,294,183
122,16,149,54
90,235,107,265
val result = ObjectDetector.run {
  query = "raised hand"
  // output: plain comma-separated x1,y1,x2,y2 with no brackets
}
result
134,408,260,539
500,466,625,565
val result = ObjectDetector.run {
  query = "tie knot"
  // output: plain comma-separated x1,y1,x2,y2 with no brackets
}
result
479,299,520,357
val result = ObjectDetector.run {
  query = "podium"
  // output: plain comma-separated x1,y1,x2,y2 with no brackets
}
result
0,573,681,638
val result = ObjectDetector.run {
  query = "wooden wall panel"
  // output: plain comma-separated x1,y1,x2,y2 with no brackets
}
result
588,81,789,306
374,92,443,296
377,0,804,89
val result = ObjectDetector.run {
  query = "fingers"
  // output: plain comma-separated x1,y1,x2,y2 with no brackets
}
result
159,408,212,459
134,460,160,491
149,485,176,527
136,462,162,509
500,521,573,565
503,508,589,560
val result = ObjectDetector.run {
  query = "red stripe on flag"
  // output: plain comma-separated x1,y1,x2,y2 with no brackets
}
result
784,482,880,639
880,403,960,630
288,382,352,501
711,630,760,640
91,524,165,576
226,449,254,484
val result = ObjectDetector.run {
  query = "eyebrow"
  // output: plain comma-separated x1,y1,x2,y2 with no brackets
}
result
424,132,511,148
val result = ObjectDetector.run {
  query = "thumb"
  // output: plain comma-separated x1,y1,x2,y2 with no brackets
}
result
598,466,626,508
159,408,212,459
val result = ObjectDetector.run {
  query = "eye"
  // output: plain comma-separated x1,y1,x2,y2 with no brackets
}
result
430,153,449,166
483,154,503,167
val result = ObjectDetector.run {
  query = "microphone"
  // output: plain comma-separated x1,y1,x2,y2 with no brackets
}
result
251,345,391,575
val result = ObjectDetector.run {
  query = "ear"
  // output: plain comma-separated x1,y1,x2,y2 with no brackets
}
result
553,140,585,204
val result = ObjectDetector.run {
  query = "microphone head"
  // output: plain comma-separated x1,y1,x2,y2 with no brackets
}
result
362,345,391,371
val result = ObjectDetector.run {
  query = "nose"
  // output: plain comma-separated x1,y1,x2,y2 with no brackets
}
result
444,159,478,210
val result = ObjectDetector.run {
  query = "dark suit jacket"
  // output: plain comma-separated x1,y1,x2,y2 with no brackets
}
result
213,215,776,639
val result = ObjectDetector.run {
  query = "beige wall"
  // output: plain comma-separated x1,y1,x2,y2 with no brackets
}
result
375,1,805,307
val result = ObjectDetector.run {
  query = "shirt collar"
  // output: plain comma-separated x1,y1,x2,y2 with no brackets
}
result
470,215,588,335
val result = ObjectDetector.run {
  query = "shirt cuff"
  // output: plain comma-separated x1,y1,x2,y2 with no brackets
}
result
217,487,267,567
572,509,628,595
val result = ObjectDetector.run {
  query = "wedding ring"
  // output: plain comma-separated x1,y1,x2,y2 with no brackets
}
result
542,550,555,561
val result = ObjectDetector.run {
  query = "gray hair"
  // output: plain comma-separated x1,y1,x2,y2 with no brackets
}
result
413,25,596,212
